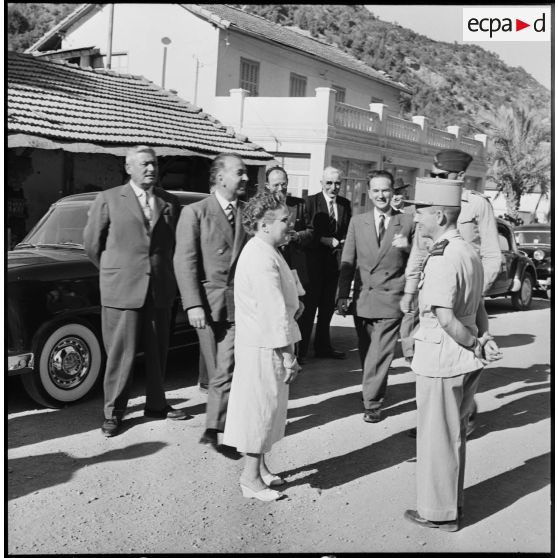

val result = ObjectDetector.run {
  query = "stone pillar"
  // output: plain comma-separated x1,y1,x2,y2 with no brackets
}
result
412,115,430,149
474,133,488,147
370,103,390,138
315,87,337,128
229,88,249,133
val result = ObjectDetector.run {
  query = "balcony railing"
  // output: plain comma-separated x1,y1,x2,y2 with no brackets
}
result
459,137,484,158
334,102,381,134
386,115,422,142
427,128,456,150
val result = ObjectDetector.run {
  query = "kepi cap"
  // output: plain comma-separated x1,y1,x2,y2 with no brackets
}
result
403,177,463,207
433,150,473,173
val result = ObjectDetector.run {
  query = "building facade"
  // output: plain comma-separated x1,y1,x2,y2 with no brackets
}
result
29,3,488,213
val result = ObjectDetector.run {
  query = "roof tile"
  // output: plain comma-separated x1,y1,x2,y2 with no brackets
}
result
7,51,273,161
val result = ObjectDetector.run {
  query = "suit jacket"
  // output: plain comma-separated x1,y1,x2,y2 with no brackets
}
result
305,192,352,274
280,195,313,287
83,183,180,309
337,209,415,319
173,193,248,323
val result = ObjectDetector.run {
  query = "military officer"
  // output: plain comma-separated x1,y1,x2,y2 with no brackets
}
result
401,150,501,436
402,177,502,532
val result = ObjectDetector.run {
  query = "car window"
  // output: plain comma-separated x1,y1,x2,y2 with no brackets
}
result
24,204,91,246
497,223,513,252
514,231,551,245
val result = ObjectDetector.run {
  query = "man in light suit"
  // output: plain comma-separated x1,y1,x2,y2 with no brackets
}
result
84,145,191,437
337,170,414,423
298,166,352,362
174,152,248,458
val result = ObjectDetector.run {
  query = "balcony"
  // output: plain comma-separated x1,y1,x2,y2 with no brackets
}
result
210,87,487,164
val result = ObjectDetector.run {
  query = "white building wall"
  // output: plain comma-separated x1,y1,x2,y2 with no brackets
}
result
214,29,401,110
61,4,220,106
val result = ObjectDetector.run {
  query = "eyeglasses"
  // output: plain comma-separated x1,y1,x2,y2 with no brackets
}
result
325,181,342,186
430,171,449,179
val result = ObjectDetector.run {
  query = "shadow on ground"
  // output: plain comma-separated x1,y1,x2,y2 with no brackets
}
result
7,442,167,500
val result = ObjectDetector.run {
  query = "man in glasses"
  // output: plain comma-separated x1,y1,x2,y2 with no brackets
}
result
402,149,501,436
264,166,312,296
298,166,352,362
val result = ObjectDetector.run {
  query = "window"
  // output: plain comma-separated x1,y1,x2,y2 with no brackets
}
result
370,96,384,104
332,85,346,103
240,58,259,96
289,73,307,97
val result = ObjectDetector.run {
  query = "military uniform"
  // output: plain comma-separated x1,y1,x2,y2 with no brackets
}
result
404,177,487,527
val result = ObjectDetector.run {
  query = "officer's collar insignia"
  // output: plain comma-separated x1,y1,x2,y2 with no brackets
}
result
429,238,449,256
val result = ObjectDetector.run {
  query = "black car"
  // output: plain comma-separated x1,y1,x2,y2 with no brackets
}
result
484,218,538,310
514,223,551,299
7,191,207,408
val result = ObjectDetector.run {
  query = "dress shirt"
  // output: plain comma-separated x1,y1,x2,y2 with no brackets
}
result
374,207,392,238
322,192,338,221
130,180,154,213
215,190,238,214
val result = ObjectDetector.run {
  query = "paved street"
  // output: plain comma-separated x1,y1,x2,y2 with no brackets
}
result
6,297,551,553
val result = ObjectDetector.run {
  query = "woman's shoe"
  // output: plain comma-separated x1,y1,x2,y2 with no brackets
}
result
261,472,286,487
240,483,282,501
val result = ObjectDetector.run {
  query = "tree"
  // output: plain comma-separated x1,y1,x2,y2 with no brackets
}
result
477,104,551,218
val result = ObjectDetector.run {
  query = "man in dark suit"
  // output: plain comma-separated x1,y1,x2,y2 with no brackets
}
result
84,145,191,437
264,166,312,291
174,152,248,458
298,166,352,361
337,170,414,423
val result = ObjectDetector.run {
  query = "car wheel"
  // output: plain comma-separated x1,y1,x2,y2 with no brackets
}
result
511,273,533,311
22,321,104,408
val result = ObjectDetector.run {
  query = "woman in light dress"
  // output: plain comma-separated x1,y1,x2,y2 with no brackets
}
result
223,191,304,502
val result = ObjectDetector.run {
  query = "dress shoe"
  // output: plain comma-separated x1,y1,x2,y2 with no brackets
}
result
144,405,192,420
363,408,382,423
101,417,121,437
217,444,242,460
314,350,346,359
403,509,459,532
240,483,282,501
261,471,286,487
199,428,219,449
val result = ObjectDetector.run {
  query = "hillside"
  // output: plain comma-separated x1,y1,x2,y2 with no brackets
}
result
7,3,550,135
231,5,550,134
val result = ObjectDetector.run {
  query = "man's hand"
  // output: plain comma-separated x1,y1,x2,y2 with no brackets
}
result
392,233,410,251
321,237,340,249
187,306,207,329
400,293,415,314
482,338,503,362
336,297,349,317
284,361,301,384
294,299,305,321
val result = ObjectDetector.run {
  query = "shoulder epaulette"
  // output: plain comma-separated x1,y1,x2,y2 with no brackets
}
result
430,238,449,256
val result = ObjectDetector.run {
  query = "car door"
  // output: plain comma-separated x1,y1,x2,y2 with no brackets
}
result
491,221,515,294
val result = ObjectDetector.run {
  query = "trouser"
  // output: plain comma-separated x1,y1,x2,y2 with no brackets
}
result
298,270,339,356
196,320,235,431
102,298,171,420
416,369,483,521
354,316,402,410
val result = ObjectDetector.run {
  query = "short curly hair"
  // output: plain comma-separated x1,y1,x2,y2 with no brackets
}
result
242,191,287,234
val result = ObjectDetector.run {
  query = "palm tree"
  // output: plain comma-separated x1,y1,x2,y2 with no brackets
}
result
476,104,550,218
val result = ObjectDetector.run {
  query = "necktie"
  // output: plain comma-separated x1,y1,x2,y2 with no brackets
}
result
226,203,235,228
142,191,153,229
328,200,335,221
377,214,385,245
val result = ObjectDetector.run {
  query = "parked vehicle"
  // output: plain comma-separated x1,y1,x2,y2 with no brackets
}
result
514,223,551,299
484,218,538,310
7,191,207,408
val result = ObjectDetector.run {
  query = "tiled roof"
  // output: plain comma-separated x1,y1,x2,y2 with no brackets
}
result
181,4,411,93
7,51,273,162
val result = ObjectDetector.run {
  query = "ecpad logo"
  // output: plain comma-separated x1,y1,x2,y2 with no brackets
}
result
463,7,551,42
